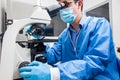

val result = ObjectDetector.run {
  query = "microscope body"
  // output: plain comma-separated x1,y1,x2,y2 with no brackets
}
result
0,1,51,80
0,0,62,79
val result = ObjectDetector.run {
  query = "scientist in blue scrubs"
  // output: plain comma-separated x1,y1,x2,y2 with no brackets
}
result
19,0,120,80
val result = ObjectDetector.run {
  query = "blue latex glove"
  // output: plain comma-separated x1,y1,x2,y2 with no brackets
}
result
41,44,50,57
19,61,50,80
45,44,50,52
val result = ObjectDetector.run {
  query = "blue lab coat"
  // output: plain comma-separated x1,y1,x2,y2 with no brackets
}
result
46,15,119,80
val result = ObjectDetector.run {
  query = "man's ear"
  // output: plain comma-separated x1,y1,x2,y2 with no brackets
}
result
77,0,83,10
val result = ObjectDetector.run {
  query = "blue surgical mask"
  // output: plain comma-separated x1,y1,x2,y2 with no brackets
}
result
60,6,77,23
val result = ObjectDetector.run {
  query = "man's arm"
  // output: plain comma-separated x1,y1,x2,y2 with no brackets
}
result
57,18,115,80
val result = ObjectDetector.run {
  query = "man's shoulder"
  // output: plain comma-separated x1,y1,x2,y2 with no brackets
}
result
83,16,110,33
88,16,108,24
86,16,109,28
58,28,68,38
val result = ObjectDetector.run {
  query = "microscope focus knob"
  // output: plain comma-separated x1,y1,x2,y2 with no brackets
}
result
35,56,47,63
18,61,30,69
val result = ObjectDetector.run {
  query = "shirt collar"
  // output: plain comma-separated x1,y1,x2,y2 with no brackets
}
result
68,15,87,32
69,24,81,33
79,15,88,27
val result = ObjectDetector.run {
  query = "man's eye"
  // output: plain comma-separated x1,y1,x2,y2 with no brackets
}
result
64,2,72,7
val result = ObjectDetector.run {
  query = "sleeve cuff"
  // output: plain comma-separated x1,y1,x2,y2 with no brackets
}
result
50,67,60,80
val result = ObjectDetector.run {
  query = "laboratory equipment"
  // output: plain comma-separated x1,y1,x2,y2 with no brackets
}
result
0,0,62,80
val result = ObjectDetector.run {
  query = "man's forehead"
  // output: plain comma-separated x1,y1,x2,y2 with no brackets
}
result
57,0,74,2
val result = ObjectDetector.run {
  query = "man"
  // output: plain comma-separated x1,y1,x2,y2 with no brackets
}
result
19,0,120,80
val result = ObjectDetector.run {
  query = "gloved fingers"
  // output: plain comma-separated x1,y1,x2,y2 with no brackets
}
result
19,66,32,72
23,77,31,80
20,72,31,78
45,43,50,51
42,53,47,57
25,25,32,33
28,61,42,66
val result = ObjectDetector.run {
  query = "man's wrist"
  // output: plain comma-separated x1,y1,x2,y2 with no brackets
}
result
50,67,60,80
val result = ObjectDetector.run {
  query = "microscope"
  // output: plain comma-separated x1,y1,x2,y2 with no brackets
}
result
16,23,58,80
17,23,58,65
0,0,64,80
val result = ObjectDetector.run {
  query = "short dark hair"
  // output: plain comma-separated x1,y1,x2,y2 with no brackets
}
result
73,0,83,11
74,0,79,3
74,0,83,3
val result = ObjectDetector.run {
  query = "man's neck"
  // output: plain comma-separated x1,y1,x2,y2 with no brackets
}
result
71,13,82,31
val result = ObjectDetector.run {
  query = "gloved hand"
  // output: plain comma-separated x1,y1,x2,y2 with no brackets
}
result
41,44,50,58
45,43,50,52
35,44,50,63
19,61,51,80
